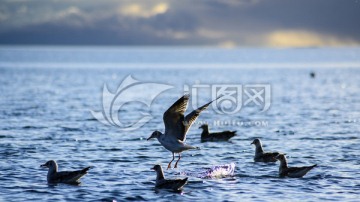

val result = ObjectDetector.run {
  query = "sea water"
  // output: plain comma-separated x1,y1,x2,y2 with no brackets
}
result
0,46,359,201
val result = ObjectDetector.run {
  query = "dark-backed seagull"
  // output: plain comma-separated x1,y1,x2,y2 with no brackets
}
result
251,138,283,163
151,164,188,190
275,154,317,178
147,94,219,169
41,160,91,184
199,124,236,142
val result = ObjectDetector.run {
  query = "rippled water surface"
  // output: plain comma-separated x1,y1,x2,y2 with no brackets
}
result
0,47,359,201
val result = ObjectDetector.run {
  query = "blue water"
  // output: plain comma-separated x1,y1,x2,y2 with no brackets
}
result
0,46,360,201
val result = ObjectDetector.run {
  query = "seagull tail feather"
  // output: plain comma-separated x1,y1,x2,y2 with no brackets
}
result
81,166,92,174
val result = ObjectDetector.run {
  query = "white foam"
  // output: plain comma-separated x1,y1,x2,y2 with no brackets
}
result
181,163,236,179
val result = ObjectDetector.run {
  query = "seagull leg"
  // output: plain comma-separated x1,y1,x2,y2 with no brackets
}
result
167,152,175,169
174,153,181,168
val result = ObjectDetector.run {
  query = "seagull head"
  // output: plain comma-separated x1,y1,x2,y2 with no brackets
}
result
151,164,162,172
251,138,261,146
147,131,161,141
199,124,208,129
275,154,286,161
40,160,58,171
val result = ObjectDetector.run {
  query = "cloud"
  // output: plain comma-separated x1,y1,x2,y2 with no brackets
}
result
196,28,227,39
265,30,359,47
218,40,237,48
0,12,8,22
0,4,91,30
118,2,168,18
56,6,82,19
53,6,91,27
155,30,189,39
0,0,360,46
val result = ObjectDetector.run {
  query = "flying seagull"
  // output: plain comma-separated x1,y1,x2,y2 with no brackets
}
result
199,124,236,142
275,154,317,178
41,160,91,184
251,138,283,163
147,94,220,169
151,164,188,190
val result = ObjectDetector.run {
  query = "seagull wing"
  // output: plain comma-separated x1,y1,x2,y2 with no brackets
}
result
156,178,188,190
163,94,189,141
52,167,91,183
182,97,220,141
211,131,237,137
287,165,317,177
262,152,280,158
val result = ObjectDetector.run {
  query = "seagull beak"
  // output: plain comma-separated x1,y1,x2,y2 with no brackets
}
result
40,164,47,168
250,142,254,145
147,137,151,141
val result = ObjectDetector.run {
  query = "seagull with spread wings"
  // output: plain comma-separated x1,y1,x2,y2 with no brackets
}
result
147,94,219,169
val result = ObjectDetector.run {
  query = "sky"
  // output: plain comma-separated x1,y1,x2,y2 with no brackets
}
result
0,0,360,47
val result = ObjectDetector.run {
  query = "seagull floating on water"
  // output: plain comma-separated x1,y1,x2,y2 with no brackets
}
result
251,138,283,163
151,164,188,190
41,160,91,184
147,94,219,169
310,71,316,78
199,124,236,142
275,154,317,178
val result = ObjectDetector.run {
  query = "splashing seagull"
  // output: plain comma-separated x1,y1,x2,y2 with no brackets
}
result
41,160,91,184
199,124,236,142
251,138,283,163
147,94,220,169
151,164,188,190
275,154,317,178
